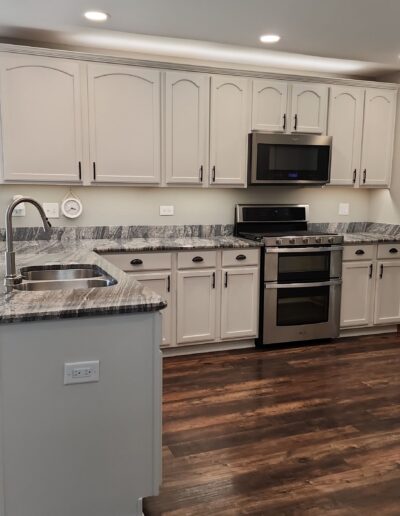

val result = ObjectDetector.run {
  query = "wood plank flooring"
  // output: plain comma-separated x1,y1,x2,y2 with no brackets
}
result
144,334,400,515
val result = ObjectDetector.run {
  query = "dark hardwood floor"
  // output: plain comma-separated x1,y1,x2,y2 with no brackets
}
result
144,334,400,515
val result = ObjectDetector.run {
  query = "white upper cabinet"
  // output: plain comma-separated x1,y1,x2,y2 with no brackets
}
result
88,63,161,183
209,75,250,186
165,71,209,185
328,86,365,186
360,88,397,187
291,83,329,134
0,54,83,182
251,79,288,132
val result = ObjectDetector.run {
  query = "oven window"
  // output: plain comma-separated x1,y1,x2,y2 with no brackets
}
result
256,143,330,182
278,252,331,282
277,286,330,326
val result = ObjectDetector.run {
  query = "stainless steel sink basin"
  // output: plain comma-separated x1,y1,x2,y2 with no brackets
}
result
21,265,103,281
15,264,117,291
14,277,116,291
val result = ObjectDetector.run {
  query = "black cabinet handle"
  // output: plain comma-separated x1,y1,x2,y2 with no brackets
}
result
283,113,286,130
199,165,203,182
369,264,373,278
212,166,216,182
167,275,171,292
380,264,384,278
212,272,215,289
294,114,298,131
130,259,143,266
352,169,357,183
192,256,204,263
363,169,366,184
93,162,96,180
389,248,398,254
78,161,82,180
355,249,365,255
236,254,247,261
224,271,228,288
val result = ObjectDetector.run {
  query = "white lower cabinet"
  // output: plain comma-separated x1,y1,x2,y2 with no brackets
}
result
340,261,374,328
127,272,172,346
374,261,400,325
220,267,259,339
176,269,217,344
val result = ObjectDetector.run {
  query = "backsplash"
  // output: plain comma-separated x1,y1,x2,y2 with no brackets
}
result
3,222,400,241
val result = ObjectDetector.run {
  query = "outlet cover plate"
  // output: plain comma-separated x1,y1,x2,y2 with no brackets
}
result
64,361,99,385
160,205,174,216
43,202,60,218
338,203,350,216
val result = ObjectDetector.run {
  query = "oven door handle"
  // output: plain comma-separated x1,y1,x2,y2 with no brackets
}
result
265,279,342,289
265,246,343,254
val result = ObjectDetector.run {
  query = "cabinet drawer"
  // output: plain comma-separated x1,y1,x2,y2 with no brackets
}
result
177,251,217,269
343,245,376,261
377,243,400,259
222,248,260,267
102,252,172,272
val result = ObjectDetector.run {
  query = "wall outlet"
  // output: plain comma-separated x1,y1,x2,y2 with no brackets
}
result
43,202,59,218
12,195,25,217
338,203,350,216
64,361,99,385
160,205,174,216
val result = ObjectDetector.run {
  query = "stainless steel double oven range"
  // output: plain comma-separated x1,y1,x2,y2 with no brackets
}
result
235,205,344,346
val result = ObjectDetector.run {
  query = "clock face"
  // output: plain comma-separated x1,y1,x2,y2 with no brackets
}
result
61,198,83,219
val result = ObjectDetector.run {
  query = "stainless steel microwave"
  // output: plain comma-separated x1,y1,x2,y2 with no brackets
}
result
248,132,332,185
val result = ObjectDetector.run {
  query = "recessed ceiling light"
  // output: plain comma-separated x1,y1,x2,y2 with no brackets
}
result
260,34,281,44
84,11,109,22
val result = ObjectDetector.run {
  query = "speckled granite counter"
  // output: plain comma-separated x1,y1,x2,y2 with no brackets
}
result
0,236,260,324
341,233,400,244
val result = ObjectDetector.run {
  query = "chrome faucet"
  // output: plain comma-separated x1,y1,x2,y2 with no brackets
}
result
4,197,52,293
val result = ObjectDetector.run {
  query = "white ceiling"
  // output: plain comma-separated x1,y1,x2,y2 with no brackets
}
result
1,0,400,77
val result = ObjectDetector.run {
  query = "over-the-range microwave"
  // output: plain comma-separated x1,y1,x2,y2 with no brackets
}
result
248,132,332,186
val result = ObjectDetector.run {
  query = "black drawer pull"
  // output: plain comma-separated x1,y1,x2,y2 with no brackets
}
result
389,248,398,254
355,249,365,255
130,259,143,266
236,254,247,261
192,256,204,263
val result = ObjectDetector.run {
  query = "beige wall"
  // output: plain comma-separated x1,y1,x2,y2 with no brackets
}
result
0,184,371,228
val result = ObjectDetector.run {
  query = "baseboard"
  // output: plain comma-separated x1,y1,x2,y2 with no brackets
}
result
340,325,398,338
162,339,255,357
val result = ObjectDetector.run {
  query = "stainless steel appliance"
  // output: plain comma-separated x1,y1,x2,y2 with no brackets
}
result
248,133,332,185
235,204,343,345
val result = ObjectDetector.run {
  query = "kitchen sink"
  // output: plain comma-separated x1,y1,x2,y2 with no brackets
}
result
15,264,117,291
21,265,103,281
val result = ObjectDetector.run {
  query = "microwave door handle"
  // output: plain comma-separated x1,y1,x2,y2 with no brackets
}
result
265,246,343,254
265,279,342,289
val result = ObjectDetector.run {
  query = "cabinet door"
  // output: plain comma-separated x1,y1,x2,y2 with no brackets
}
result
165,71,209,184
340,261,374,328
209,76,250,186
0,54,82,182
221,267,259,340
88,64,161,183
291,83,329,134
252,79,288,132
328,86,364,186
360,88,397,187
128,272,172,347
176,270,217,344
374,261,400,324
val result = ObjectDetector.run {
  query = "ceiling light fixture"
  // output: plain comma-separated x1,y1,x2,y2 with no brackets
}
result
84,11,109,22
260,34,281,44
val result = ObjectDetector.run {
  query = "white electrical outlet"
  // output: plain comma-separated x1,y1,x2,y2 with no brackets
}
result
64,361,99,385
160,205,174,216
12,195,26,217
43,202,59,218
338,203,350,216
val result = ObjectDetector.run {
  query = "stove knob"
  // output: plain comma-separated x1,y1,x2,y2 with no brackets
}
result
328,237,335,244
315,237,322,244
276,238,283,246
303,237,309,244
289,238,296,245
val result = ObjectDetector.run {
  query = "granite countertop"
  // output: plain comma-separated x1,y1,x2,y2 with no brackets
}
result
0,236,260,324
341,233,400,244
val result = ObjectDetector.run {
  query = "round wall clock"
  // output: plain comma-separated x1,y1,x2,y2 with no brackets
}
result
61,197,83,219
